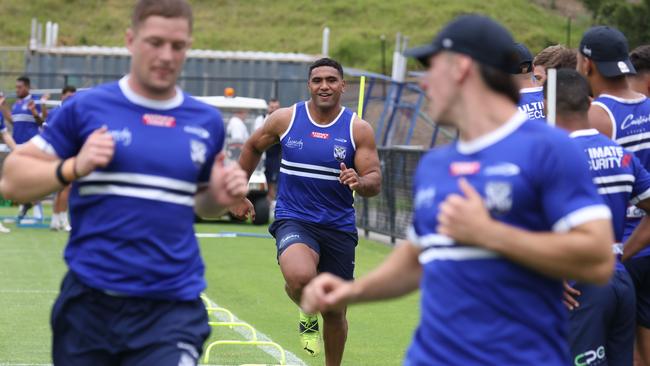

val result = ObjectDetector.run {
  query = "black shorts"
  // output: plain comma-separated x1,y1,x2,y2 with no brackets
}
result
269,219,358,280
51,271,210,366
625,256,650,328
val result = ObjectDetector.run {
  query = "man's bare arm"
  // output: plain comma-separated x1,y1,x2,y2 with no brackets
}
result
341,117,381,197
238,107,292,177
589,104,614,139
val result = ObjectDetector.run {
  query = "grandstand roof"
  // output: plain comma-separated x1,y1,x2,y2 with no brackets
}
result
31,46,319,63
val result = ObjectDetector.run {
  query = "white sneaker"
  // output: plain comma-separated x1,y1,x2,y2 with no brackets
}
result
60,213,71,232
50,213,61,231
0,223,10,233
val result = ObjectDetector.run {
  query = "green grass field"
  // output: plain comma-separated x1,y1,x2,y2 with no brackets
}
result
0,0,589,72
0,206,419,365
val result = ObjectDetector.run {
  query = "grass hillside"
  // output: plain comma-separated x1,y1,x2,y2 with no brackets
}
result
0,0,590,72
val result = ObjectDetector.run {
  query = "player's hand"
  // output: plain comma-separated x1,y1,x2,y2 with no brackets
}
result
339,163,361,191
563,281,581,311
28,100,38,115
211,153,249,207
301,273,355,313
75,127,115,177
229,197,255,221
437,178,493,246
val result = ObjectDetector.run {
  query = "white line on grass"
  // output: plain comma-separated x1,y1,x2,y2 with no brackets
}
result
201,293,307,366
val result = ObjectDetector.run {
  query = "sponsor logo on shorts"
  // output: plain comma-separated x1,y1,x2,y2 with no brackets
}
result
574,346,605,366
142,113,176,127
311,131,330,139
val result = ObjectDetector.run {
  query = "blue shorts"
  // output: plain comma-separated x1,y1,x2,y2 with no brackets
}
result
568,269,635,366
624,255,650,328
269,219,358,280
51,271,210,366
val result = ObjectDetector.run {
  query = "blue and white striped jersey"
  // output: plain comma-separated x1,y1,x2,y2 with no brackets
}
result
0,112,6,133
34,76,225,300
593,94,650,258
406,111,610,365
518,86,545,122
11,94,41,144
570,129,650,267
275,101,357,232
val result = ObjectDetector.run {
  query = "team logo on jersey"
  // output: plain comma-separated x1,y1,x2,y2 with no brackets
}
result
484,163,520,177
184,125,210,138
108,127,132,147
450,161,480,176
142,114,176,127
285,137,304,149
334,145,347,162
414,187,436,209
485,181,512,214
190,139,207,167
311,131,330,139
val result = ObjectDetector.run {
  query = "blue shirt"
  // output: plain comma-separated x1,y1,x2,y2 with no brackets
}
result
517,87,545,122
406,112,610,366
593,94,650,257
570,129,650,269
34,76,225,300
11,94,42,144
275,101,357,232
0,113,6,133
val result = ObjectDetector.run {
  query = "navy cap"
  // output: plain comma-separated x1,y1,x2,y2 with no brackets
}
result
404,15,519,74
512,43,533,74
579,26,636,77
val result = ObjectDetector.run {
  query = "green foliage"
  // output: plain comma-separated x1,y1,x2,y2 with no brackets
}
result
581,0,650,48
0,0,589,72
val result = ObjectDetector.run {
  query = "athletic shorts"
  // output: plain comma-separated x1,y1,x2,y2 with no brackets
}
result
568,269,636,366
269,219,358,280
51,271,210,366
625,256,650,328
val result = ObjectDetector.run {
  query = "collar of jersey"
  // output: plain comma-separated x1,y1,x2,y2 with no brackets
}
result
519,86,543,94
305,101,346,128
119,75,184,110
598,93,647,105
456,110,527,155
18,94,32,102
569,128,599,138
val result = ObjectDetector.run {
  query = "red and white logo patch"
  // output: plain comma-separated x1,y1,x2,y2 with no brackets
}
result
142,114,176,127
450,161,481,176
311,131,330,139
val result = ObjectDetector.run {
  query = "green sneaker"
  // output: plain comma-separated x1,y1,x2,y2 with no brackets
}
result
299,311,321,357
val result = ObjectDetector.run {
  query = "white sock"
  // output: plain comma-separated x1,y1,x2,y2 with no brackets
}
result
33,203,43,220
50,212,60,228
60,212,70,228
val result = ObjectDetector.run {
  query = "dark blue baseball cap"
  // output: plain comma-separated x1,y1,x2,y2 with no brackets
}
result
404,14,519,74
579,26,636,77
512,43,533,74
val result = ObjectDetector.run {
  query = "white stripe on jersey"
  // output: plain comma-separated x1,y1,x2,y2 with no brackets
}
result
12,114,37,122
623,142,650,153
552,204,612,233
79,172,197,193
418,247,499,263
593,174,635,184
597,186,633,195
279,167,339,181
631,187,650,205
281,159,341,174
79,185,195,206
616,132,650,145
30,135,58,156
407,225,453,248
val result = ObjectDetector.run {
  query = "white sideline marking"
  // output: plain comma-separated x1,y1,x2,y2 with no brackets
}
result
202,293,306,366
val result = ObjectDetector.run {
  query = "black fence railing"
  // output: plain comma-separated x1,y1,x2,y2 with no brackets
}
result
355,146,426,243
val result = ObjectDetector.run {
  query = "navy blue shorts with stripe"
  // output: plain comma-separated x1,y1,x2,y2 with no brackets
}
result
625,255,650,328
568,269,636,366
269,219,358,280
51,271,210,366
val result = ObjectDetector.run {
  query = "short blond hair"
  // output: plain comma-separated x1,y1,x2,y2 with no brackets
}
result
533,45,577,70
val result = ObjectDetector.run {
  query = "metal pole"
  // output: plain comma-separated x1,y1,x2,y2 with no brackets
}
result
567,17,572,47
380,35,387,97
